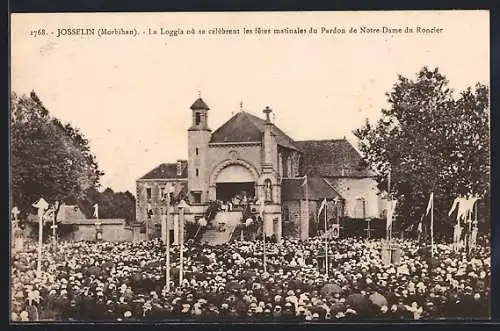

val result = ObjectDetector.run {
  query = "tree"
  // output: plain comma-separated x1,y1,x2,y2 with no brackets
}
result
353,67,489,234
11,91,104,223
79,187,136,224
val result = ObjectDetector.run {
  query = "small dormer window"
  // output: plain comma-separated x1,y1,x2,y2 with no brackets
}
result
195,112,201,125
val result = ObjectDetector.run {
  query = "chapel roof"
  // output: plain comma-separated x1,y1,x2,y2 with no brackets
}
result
209,111,298,150
296,139,376,178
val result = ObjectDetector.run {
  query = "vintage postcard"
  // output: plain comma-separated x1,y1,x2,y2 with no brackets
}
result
10,11,490,322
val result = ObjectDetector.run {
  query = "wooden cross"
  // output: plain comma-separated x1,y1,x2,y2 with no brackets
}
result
365,219,374,239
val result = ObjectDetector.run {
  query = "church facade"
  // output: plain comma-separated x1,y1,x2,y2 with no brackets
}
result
136,97,387,241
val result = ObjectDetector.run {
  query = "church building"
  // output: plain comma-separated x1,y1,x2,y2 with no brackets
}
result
136,97,387,242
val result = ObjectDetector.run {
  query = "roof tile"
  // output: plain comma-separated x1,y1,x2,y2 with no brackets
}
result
281,177,342,201
296,139,375,177
210,112,298,150
139,161,188,180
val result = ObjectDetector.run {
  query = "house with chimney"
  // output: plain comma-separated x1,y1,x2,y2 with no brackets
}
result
135,97,388,243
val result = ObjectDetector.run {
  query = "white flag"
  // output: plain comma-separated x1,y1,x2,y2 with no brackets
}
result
425,193,433,216
386,200,393,231
93,203,99,218
301,175,307,187
386,199,397,231
448,197,459,216
391,200,397,214
317,198,327,218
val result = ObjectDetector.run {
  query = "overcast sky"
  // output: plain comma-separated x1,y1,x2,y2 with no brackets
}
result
11,11,489,194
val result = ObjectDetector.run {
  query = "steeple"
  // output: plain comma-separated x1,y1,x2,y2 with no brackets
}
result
187,95,211,204
189,95,210,131
190,97,210,111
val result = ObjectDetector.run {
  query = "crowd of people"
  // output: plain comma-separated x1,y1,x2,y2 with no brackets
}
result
11,234,490,322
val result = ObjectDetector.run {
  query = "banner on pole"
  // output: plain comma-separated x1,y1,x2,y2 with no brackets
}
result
317,198,327,219
425,192,433,216
386,200,397,231
331,224,340,238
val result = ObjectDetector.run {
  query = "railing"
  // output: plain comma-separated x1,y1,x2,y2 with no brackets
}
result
193,224,203,240
228,223,241,243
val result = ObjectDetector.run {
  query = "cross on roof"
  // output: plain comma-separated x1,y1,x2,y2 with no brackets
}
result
263,106,272,122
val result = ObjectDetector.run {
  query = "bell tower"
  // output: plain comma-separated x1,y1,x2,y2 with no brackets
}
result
188,95,211,204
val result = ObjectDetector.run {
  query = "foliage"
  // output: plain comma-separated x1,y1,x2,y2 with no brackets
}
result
353,67,489,232
11,91,104,220
204,201,220,222
79,187,136,224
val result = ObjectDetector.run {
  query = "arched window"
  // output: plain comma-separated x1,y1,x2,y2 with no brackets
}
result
264,179,273,202
196,168,199,176
195,112,201,125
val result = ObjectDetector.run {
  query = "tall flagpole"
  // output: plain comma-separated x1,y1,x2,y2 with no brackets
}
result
52,202,58,250
305,175,309,239
37,210,43,278
387,170,392,242
430,194,434,260
165,195,171,292
178,200,187,287
324,201,328,278
263,220,266,274
260,199,266,273
33,198,49,279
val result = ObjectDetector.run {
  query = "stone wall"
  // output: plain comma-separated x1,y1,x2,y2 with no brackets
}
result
282,200,301,239
63,224,133,242
208,144,262,179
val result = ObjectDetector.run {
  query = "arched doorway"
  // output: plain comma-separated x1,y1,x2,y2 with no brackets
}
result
215,164,256,204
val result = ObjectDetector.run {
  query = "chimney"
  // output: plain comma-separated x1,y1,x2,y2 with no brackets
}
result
176,160,183,176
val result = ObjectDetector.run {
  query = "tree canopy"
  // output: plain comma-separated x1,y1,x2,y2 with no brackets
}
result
79,187,136,224
11,91,104,219
353,67,489,233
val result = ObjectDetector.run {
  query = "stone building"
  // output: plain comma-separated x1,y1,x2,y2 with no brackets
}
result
135,97,387,241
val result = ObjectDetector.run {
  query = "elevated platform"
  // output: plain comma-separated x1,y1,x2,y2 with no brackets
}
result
200,211,242,246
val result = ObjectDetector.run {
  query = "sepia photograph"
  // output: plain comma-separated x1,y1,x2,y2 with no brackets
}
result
10,10,490,322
